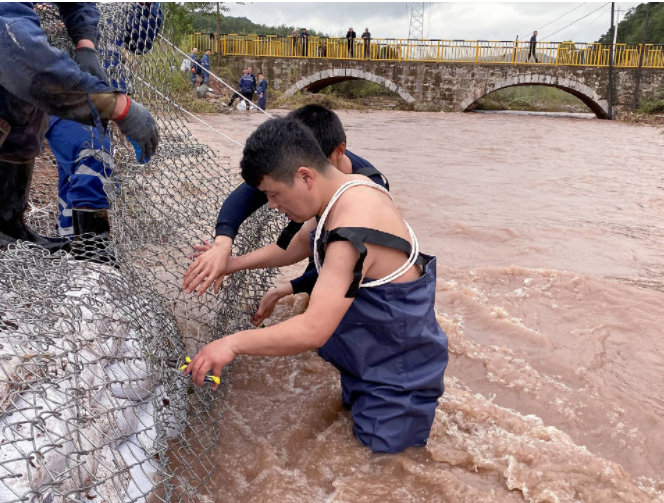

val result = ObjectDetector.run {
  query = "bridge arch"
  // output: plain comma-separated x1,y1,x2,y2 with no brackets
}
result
460,74,610,119
284,68,416,103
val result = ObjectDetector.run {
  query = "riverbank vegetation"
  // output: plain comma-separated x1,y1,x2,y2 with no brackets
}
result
469,86,589,113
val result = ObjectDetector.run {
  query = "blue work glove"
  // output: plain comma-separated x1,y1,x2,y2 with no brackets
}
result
74,47,108,83
114,97,159,163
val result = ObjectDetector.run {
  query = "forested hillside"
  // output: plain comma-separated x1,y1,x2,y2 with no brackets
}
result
191,13,326,37
598,2,664,44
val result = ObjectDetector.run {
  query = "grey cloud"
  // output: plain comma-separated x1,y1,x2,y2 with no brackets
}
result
227,2,639,42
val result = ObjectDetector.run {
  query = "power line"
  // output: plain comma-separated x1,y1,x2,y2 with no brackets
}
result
541,3,610,41
520,3,586,39
569,3,611,41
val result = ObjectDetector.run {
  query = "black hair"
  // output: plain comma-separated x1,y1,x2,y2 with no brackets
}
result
286,105,346,158
241,118,331,187
258,72,264,76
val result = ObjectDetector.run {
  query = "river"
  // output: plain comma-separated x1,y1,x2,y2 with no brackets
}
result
187,110,664,503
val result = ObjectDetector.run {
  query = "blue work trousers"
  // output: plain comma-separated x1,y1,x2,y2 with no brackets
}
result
45,117,113,237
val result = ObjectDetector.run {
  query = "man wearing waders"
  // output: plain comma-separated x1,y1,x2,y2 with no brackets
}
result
185,118,448,453
0,3,159,252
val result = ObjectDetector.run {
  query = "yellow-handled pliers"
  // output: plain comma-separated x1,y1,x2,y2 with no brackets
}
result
174,356,221,385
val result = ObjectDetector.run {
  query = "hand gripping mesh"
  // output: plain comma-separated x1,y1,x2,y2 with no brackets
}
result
1,4,284,502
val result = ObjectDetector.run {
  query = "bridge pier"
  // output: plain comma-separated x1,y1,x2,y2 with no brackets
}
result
223,56,664,118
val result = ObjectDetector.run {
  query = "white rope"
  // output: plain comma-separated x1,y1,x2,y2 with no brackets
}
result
135,75,245,148
313,180,419,288
158,34,274,119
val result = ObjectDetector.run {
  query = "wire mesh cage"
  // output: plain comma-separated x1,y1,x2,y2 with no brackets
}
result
1,4,282,502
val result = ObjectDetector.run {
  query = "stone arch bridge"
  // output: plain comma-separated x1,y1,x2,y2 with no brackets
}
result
225,57,664,118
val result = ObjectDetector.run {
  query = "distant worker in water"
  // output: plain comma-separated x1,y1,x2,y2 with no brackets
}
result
184,118,449,454
528,30,539,63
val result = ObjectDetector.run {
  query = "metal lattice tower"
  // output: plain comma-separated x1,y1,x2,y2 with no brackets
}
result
408,2,425,40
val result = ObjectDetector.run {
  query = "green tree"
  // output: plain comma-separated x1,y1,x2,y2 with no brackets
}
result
161,3,230,46
598,2,664,44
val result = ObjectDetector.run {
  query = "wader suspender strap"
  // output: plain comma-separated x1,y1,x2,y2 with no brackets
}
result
353,166,390,191
314,180,420,296
319,227,426,298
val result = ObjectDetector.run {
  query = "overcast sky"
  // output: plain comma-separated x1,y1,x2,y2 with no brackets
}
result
225,2,642,42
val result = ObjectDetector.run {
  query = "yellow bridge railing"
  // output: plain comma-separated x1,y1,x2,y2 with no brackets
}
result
190,33,664,69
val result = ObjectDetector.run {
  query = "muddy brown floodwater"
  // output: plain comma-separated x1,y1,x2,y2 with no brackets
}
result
187,111,664,503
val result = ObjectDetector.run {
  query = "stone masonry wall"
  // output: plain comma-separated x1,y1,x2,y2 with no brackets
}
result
224,56,664,118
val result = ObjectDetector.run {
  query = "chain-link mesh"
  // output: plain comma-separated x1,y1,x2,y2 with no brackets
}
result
1,4,282,502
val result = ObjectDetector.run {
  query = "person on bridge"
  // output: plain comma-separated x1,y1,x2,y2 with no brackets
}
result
184,117,449,454
0,3,158,252
346,27,357,58
291,29,299,56
528,31,539,63
256,73,268,111
362,28,371,59
301,28,310,57
184,104,390,315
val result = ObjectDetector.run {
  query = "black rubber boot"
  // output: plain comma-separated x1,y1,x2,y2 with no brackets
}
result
0,160,71,252
72,209,118,267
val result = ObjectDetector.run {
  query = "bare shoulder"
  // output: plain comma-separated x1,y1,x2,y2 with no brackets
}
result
326,182,404,235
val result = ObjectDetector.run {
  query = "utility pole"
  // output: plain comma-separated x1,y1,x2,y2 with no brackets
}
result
216,3,221,64
608,2,615,119
633,2,651,110
612,5,625,45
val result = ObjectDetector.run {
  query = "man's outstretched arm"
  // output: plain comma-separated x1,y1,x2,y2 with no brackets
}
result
186,239,359,389
183,219,315,296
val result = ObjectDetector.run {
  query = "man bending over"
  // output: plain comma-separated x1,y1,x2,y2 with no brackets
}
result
184,118,448,454
183,105,388,301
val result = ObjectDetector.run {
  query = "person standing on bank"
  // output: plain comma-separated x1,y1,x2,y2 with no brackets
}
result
361,28,371,59
528,31,539,63
301,28,310,57
189,47,200,87
346,27,357,58
200,49,211,86
227,69,255,110
256,73,268,111
0,3,159,252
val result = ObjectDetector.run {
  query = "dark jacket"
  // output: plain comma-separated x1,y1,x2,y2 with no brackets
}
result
0,3,114,162
346,30,357,44
239,74,255,93
257,79,268,96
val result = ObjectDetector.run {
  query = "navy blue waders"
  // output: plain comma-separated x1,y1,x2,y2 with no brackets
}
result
313,181,449,453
